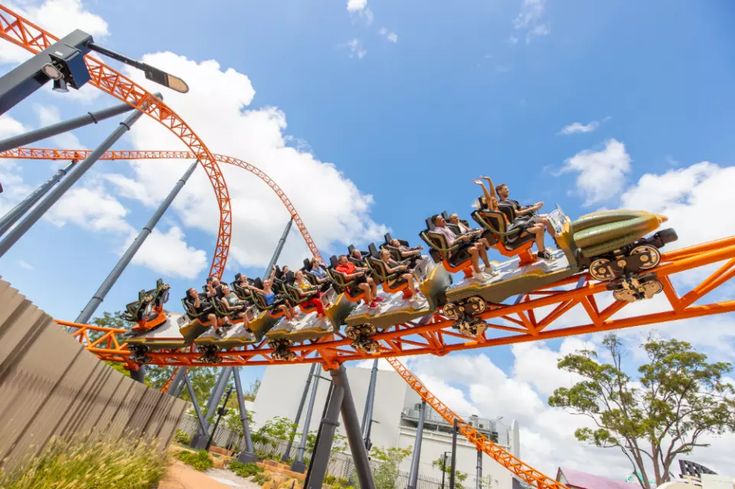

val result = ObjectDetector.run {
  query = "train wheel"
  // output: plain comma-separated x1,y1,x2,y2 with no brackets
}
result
612,288,638,303
270,339,295,361
631,244,661,270
344,325,359,339
465,296,487,315
353,336,379,354
129,345,150,364
640,278,663,299
458,318,487,336
442,302,461,320
589,258,615,281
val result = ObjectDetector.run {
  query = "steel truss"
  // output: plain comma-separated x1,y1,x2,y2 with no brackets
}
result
3,6,734,487
52,236,735,368
0,6,232,279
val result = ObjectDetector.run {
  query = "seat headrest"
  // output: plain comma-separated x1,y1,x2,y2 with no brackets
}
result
368,243,379,256
329,255,338,267
384,232,393,243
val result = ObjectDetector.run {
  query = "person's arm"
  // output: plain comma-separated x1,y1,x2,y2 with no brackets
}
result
246,284,266,295
193,296,201,308
219,296,231,311
474,179,495,209
514,203,542,216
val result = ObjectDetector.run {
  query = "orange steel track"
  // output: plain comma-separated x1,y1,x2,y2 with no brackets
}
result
388,357,565,489
0,5,233,279
0,147,320,259
52,236,735,369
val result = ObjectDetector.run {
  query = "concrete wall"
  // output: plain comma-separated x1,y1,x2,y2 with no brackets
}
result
0,279,188,471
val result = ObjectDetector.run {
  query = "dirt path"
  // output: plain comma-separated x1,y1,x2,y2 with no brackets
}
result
158,461,260,489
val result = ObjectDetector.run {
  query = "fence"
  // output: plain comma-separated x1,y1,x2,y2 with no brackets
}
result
0,279,188,471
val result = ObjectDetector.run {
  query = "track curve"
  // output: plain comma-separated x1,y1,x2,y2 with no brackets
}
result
0,147,321,259
0,6,233,279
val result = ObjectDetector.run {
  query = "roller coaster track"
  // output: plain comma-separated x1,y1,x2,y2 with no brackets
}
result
0,147,320,259
48,234,735,368
2,6,734,487
388,357,564,489
0,5,233,279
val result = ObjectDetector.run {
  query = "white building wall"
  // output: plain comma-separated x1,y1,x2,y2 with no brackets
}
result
251,363,518,488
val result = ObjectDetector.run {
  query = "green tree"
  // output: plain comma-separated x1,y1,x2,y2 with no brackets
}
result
367,446,412,489
432,455,468,489
548,334,735,489
252,416,298,457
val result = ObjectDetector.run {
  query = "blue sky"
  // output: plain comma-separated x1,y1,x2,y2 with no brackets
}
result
1,0,734,478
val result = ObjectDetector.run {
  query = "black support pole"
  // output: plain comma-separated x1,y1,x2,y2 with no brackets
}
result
0,99,154,258
407,400,427,489
74,160,198,323
303,379,344,488
232,369,256,463
450,418,458,489
192,368,232,449
361,358,378,450
0,160,75,237
283,363,317,462
292,367,320,472
476,448,483,489
332,365,375,489
0,101,134,152
264,218,292,278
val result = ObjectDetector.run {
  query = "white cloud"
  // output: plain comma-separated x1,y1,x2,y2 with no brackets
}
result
407,339,735,480
347,0,367,12
558,121,600,135
0,116,33,214
560,139,631,206
34,105,83,148
46,185,132,233
345,38,367,59
111,52,386,272
621,162,735,249
512,0,550,44
129,226,207,279
18,259,35,270
346,0,373,24
0,0,108,64
379,27,398,43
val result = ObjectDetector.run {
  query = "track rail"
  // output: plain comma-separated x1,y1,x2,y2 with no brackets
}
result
0,6,232,278
387,357,568,489
51,236,735,368
0,147,320,259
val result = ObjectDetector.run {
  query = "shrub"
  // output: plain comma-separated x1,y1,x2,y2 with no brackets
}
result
253,472,271,485
176,449,213,471
174,429,191,446
229,460,264,478
0,437,167,489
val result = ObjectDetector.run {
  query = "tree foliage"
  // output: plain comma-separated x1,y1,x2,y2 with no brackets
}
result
368,446,412,489
548,334,735,489
432,455,469,489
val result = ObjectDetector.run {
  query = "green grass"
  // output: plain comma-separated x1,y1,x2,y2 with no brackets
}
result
228,460,263,478
0,437,168,489
175,449,213,471
174,429,191,446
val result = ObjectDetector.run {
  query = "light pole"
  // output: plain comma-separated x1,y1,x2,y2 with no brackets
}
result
440,450,451,489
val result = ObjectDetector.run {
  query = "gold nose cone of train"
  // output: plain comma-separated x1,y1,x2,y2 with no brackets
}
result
571,210,667,258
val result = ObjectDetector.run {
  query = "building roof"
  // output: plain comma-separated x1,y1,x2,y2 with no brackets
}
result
557,467,633,489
